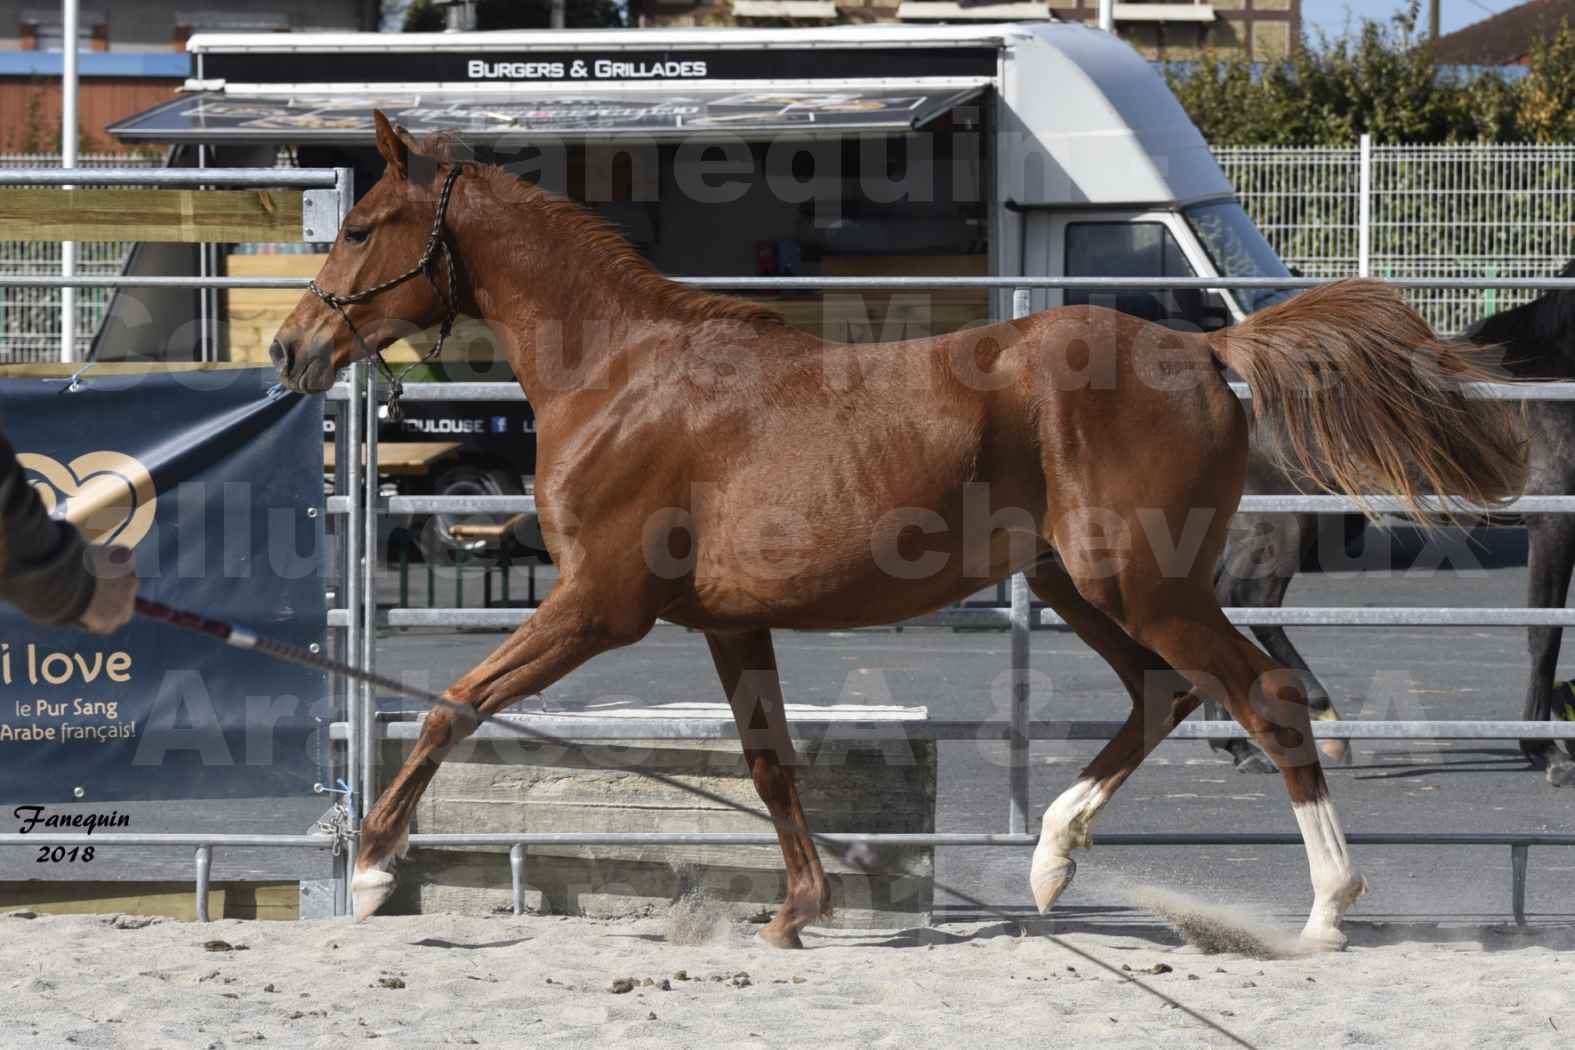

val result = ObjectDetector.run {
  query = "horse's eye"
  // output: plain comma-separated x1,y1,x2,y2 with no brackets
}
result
344,225,370,245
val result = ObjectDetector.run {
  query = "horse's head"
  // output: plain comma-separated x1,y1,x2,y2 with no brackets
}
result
1461,258,1575,379
271,110,462,394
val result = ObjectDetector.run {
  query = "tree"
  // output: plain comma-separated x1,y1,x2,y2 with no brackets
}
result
1166,3,1570,146
1517,20,1575,143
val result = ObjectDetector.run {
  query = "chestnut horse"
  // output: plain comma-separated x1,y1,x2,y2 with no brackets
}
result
272,113,1526,949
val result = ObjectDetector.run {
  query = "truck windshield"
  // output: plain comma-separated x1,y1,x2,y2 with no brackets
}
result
1183,200,1295,314
1064,221,1232,332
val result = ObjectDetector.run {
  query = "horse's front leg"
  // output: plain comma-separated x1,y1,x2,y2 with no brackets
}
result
352,580,657,919
1522,511,1575,787
706,628,830,949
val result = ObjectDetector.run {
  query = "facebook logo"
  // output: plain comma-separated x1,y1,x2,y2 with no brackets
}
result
490,416,508,434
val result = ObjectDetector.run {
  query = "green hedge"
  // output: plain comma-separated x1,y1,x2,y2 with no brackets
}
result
1168,3,1575,146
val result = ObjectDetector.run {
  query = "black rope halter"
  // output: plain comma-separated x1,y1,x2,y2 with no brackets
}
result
308,164,464,423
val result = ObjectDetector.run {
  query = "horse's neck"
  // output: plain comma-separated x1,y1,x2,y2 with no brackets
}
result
457,213,667,410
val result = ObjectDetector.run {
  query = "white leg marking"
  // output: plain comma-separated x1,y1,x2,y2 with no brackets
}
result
351,830,408,921
1030,777,1110,913
1293,796,1366,949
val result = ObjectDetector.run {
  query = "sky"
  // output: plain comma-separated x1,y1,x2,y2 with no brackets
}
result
1300,0,1519,41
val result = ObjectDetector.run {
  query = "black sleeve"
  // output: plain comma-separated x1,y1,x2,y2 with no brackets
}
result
0,429,95,626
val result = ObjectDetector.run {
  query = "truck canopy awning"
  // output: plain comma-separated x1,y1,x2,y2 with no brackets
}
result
109,85,987,146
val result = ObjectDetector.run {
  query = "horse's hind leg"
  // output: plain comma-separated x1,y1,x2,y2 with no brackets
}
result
706,628,830,949
1023,558,1206,913
1080,569,1365,948
352,582,655,919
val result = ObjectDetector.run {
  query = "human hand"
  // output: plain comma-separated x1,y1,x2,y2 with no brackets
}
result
77,545,138,634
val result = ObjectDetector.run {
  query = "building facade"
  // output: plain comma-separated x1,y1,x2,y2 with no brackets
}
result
629,0,1299,63
0,1,377,152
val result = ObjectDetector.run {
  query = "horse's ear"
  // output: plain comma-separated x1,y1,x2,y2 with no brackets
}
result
373,110,408,181
394,123,422,156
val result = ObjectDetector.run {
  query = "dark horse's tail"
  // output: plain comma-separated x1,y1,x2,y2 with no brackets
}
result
1208,278,1528,522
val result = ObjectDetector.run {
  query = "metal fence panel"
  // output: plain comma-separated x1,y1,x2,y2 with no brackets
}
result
1215,142,1575,333
0,153,161,363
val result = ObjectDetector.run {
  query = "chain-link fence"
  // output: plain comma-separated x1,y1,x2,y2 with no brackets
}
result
0,152,161,364
1216,142,1575,333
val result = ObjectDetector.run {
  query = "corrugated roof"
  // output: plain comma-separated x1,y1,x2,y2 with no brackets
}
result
1433,0,1575,65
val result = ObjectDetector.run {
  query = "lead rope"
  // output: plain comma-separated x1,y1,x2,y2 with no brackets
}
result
133,595,1255,1048
307,164,464,423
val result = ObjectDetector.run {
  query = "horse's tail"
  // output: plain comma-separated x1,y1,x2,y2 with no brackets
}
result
1207,278,1528,522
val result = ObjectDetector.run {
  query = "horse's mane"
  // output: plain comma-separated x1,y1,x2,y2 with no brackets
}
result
417,131,784,329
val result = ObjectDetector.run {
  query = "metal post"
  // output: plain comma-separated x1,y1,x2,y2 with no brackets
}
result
361,364,380,816
1358,133,1372,278
1097,0,1114,32
59,0,78,364
332,394,351,916
326,169,353,903
1510,844,1528,926
1008,287,1033,836
345,364,365,828
509,843,526,916
195,845,212,922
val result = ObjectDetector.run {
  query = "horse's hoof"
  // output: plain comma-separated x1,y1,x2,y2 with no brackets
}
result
1318,739,1353,766
1299,925,1349,952
756,924,805,950
1030,852,1076,914
351,867,396,921
1233,749,1278,776
1546,756,1575,789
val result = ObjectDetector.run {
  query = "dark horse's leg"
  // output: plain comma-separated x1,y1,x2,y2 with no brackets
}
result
351,581,655,919
1209,513,1350,773
1522,512,1575,787
1023,558,1205,913
706,628,830,948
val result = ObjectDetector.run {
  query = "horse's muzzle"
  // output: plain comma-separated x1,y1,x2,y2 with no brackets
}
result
270,336,336,394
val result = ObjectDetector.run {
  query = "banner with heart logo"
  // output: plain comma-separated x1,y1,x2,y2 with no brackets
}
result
0,368,327,803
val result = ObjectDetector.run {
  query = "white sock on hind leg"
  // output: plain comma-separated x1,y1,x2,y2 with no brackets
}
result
1031,778,1110,912
1293,796,1365,944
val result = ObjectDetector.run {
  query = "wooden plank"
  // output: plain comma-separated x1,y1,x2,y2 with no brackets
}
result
325,441,462,476
0,188,305,243
0,881,226,920
216,882,299,920
224,254,496,368
0,881,301,920
226,255,323,363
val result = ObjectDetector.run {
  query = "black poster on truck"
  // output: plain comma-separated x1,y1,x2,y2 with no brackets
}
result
0,369,327,803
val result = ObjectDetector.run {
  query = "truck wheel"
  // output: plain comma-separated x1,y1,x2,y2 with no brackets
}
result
419,464,523,565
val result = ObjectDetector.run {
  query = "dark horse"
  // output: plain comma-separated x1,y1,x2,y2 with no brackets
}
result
1210,266,1575,788
271,114,1525,949
1462,261,1575,788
